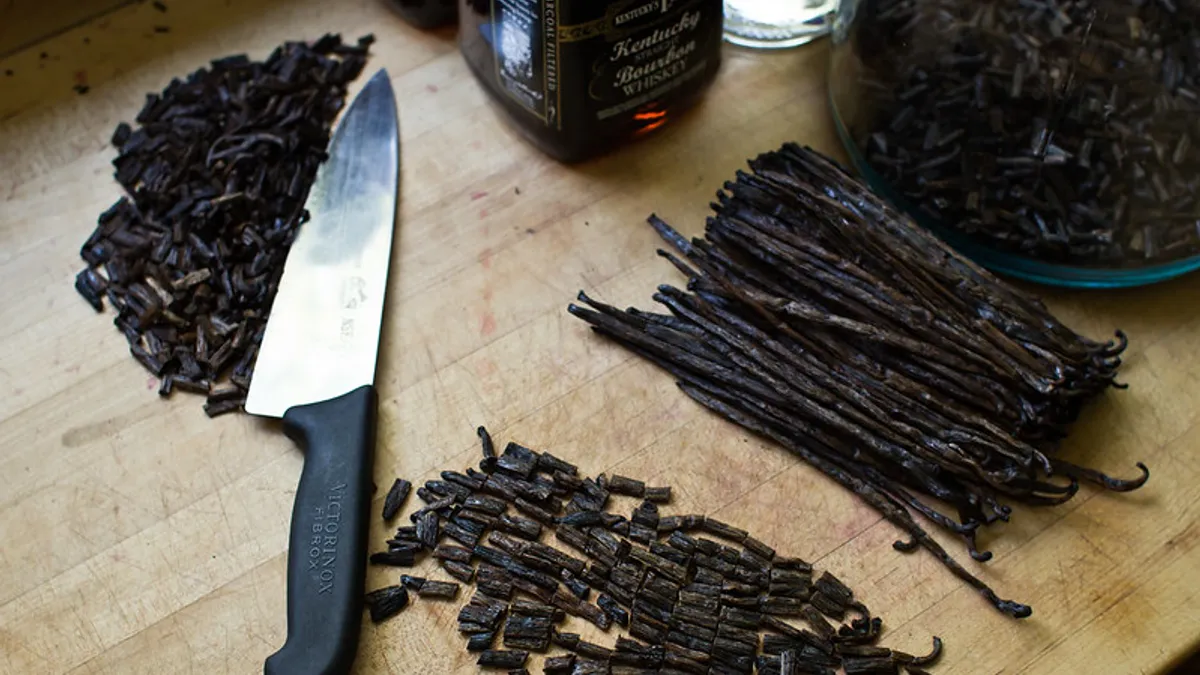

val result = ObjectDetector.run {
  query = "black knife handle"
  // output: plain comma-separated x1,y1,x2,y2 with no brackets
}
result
264,385,378,675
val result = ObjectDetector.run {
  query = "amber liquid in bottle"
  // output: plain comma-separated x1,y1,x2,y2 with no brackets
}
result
459,0,724,162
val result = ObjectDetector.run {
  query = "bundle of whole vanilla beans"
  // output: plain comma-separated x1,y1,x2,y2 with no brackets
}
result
568,144,1149,618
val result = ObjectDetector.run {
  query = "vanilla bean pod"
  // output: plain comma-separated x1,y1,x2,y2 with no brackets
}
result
569,144,1147,618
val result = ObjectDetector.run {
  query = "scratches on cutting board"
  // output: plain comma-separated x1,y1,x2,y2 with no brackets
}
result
61,404,155,448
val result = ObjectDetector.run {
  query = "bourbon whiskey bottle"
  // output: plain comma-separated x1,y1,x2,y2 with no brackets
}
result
459,0,724,162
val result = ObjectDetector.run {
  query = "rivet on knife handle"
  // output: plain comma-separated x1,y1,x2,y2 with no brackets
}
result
264,385,377,675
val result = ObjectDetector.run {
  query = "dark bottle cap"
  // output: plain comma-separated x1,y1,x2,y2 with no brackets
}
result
384,0,457,30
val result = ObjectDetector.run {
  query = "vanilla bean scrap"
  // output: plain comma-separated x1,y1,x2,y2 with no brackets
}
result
417,580,461,600
568,144,1148,618
365,427,943,673
74,34,373,415
476,650,527,669
848,0,1200,265
364,585,408,623
384,473,412,521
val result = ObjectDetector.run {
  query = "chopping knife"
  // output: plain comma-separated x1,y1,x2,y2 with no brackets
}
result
245,68,400,675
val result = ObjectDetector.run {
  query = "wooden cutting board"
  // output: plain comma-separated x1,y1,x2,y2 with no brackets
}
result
2,1,1199,673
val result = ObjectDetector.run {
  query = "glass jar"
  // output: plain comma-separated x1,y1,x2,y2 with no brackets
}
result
722,0,837,49
829,0,1200,287
459,0,725,163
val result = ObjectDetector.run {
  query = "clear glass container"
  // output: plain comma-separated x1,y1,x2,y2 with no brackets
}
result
723,0,837,49
829,0,1200,287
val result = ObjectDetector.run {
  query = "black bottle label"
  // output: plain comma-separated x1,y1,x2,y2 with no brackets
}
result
484,0,722,129
491,0,557,125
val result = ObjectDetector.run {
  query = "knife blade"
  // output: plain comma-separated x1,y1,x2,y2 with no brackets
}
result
246,68,399,675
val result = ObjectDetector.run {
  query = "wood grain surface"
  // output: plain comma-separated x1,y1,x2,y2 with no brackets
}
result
0,0,133,57
2,1,1199,673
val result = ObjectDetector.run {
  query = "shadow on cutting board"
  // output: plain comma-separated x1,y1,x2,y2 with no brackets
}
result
1170,647,1200,674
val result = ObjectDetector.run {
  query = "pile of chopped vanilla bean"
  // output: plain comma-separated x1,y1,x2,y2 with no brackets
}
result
848,0,1200,265
366,428,943,674
73,34,373,416
568,144,1150,618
